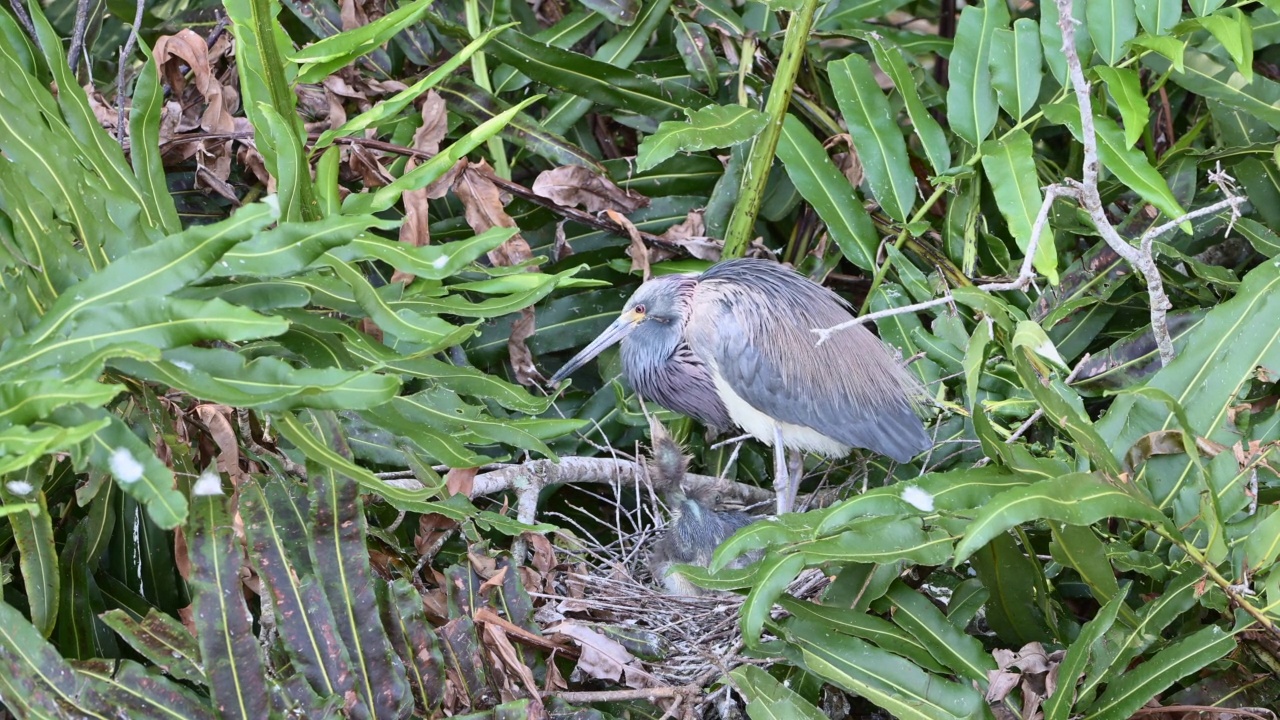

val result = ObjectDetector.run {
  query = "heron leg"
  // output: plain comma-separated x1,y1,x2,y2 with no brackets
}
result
773,426,791,514
786,449,804,511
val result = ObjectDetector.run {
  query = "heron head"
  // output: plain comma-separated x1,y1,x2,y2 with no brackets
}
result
548,274,692,386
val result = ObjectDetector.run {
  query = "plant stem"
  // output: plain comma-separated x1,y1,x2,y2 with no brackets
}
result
465,0,509,179
722,0,822,258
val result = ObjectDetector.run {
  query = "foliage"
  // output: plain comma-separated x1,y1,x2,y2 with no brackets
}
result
0,0,1279,716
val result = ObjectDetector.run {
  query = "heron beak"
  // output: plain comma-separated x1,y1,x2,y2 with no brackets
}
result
548,310,642,386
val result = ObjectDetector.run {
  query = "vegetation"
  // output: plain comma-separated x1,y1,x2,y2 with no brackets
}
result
0,0,1278,716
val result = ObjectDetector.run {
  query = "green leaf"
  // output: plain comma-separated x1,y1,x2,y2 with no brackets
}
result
947,4,1004,146
486,28,712,116
990,19,1043,121
675,19,717,90
579,0,638,25
1244,507,1280,573
1128,33,1184,72
1049,523,1140,627
17,202,277,349
1043,587,1129,720
980,130,1058,283
740,553,806,649
1087,0,1138,65
332,227,517,280
954,474,1170,563
1145,49,1280,131
0,470,56,637
1098,260,1280,509
313,24,509,151
636,104,767,171
830,54,916,223
776,115,880,271
1043,103,1190,227
308,462,413,717
129,42,181,234
801,516,955,566
115,347,400,411
1189,0,1226,16
883,584,996,683
1085,626,1236,720
78,659,215,720
0,596,112,716
867,37,951,174
1190,10,1254,82
343,96,543,214
1094,66,1148,148
99,609,204,685
1135,0,1180,35
492,11,605,93
1042,0,1093,85
780,617,981,720
188,488,272,719
386,579,446,714
779,597,951,674
732,664,828,720
290,0,437,81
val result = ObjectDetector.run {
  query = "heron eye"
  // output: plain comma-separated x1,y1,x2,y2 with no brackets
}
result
634,304,646,315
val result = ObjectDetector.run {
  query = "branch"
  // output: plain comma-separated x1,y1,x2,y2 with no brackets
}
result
470,456,773,507
66,0,92,75
116,0,147,149
5,0,36,39
813,0,1247,368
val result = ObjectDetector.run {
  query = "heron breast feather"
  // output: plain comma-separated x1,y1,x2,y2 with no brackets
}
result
712,375,851,456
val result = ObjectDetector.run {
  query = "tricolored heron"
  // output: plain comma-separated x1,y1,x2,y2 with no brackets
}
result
549,258,931,513
644,421,758,595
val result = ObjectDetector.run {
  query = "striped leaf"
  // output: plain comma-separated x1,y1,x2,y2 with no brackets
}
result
830,54,916,223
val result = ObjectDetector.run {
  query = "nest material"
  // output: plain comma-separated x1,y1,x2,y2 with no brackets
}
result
536,464,830,715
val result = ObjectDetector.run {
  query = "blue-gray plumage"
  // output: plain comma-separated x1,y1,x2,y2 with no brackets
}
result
548,258,931,513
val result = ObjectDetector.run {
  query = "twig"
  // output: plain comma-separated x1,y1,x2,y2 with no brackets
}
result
66,0,92,75
115,0,147,149
1003,352,1091,445
550,687,699,704
5,0,36,39
470,457,774,507
813,0,1246,367
1129,706,1273,720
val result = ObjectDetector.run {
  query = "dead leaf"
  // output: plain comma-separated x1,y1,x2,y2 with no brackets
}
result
657,209,722,261
609,209,651,281
154,29,235,133
509,307,544,386
195,404,247,485
482,622,548,717
524,532,557,574
339,0,369,31
532,166,649,214
394,92,448,283
446,467,478,497
549,622,636,684
552,220,573,262
455,161,534,268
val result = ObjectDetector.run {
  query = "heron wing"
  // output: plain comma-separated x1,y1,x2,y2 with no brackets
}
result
688,260,931,462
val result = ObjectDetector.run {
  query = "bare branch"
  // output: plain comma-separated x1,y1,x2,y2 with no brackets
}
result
5,0,36,40
67,0,92,75
116,0,147,149
813,295,955,346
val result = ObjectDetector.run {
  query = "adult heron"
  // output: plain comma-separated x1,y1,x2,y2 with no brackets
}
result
548,258,930,513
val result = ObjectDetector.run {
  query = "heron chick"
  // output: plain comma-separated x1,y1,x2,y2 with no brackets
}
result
645,422,758,596
549,258,931,514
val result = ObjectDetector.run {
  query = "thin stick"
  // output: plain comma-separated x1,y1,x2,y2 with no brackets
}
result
6,0,36,39
66,0,92,75
115,0,147,149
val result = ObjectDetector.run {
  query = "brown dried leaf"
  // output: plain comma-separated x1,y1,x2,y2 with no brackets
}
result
446,467,478,497
531,166,649,214
340,0,370,31
609,209,651,281
481,622,547,717
194,404,246,485
393,92,448,282
414,90,447,157
455,162,533,268
657,209,722,261
549,622,635,684
524,532,556,574
508,307,544,387
153,29,235,133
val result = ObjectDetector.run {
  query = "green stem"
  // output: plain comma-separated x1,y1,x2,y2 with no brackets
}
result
722,0,822,259
465,0,509,179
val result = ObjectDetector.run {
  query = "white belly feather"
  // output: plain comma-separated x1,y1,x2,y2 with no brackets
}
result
712,375,851,457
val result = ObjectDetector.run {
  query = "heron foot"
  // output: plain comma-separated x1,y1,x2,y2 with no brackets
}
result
773,426,791,514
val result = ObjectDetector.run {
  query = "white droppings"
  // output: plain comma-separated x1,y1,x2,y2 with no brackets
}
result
109,448,144,484
192,470,224,496
171,360,195,372
5,480,33,496
432,255,450,270
263,194,280,218
901,485,935,512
